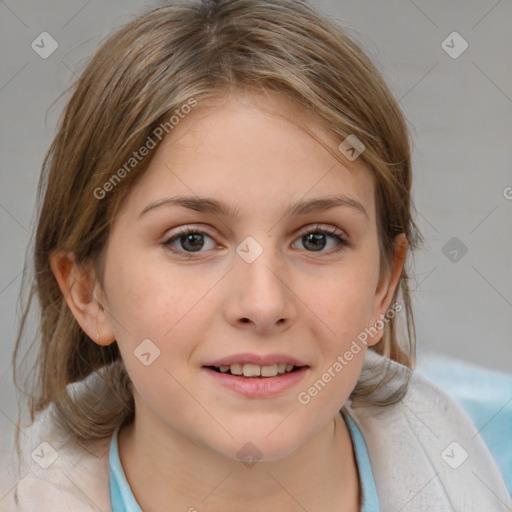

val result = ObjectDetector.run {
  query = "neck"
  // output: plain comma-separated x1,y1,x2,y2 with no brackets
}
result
118,406,360,512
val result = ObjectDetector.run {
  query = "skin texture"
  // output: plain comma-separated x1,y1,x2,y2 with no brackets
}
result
51,91,407,511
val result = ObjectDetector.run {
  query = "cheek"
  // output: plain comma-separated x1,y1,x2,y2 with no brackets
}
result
102,248,223,390
104,255,205,420
303,257,379,402
104,248,206,336
314,265,378,339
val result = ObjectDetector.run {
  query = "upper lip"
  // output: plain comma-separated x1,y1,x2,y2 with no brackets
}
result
203,353,309,367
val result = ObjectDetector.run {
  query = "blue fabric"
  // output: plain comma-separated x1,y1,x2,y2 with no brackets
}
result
417,353,512,496
344,411,380,512
109,427,143,512
109,416,379,511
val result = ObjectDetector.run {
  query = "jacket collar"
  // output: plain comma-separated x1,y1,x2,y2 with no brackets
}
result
3,352,512,511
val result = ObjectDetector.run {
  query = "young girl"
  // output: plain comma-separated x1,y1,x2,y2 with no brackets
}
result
3,0,511,510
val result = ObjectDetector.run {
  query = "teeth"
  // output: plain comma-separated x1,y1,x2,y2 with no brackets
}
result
230,363,243,375
243,364,261,377
261,365,279,377
216,363,297,377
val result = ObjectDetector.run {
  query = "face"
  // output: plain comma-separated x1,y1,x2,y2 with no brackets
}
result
94,91,400,461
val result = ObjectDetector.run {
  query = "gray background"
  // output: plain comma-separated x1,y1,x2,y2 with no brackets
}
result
1,0,511,469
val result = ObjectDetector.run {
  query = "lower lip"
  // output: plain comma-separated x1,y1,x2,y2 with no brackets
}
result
202,366,309,398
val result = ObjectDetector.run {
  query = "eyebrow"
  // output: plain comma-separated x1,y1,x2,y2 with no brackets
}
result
138,195,369,221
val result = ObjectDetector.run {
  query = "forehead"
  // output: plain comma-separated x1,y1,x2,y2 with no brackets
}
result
118,91,376,224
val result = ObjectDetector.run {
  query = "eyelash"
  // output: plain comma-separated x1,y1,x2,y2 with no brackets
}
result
162,224,349,258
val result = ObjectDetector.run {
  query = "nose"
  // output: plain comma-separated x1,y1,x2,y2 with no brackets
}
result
223,237,298,335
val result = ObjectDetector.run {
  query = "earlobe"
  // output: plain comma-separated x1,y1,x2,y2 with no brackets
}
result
49,250,116,346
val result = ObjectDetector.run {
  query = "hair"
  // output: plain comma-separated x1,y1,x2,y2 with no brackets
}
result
13,0,423,451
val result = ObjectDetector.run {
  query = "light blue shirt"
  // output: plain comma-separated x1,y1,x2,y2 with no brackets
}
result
345,411,381,511
109,413,379,511
109,427,143,512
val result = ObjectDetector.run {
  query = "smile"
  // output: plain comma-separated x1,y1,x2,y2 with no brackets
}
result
202,365,310,398
206,363,300,378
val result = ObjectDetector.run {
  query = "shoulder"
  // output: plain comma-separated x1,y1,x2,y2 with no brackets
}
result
416,353,512,496
0,404,112,512
346,351,512,511
415,353,512,442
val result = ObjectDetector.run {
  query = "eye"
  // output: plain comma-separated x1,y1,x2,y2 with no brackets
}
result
162,227,217,256
162,224,349,258
292,224,349,253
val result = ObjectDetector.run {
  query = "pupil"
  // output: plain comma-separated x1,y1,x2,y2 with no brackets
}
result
182,233,203,252
304,233,325,251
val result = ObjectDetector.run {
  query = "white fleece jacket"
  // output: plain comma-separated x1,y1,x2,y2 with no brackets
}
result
1,353,511,511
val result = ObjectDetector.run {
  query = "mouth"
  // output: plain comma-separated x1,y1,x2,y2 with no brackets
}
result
201,363,310,398
204,363,306,378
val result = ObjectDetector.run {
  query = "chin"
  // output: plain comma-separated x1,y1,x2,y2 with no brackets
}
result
212,431,306,464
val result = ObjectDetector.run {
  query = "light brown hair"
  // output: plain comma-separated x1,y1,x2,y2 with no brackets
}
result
13,0,422,449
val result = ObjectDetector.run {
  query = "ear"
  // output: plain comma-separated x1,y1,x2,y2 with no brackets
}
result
49,250,116,346
367,233,408,346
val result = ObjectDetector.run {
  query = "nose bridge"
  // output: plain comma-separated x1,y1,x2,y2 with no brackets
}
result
226,233,296,330
235,234,285,295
